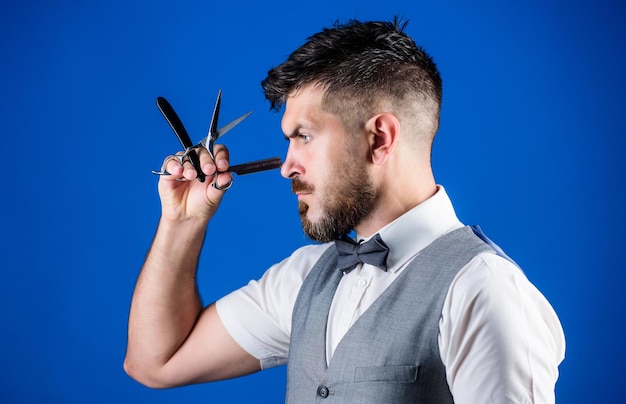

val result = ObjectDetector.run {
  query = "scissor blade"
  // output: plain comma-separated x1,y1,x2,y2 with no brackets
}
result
156,96,206,182
208,90,222,137
217,111,253,139
197,110,253,148
156,97,194,149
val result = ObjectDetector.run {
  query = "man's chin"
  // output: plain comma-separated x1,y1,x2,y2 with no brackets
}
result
297,201,308,215
299,214,332,243
298,202,322,223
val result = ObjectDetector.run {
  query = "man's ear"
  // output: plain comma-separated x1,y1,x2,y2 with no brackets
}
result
365,113,400,165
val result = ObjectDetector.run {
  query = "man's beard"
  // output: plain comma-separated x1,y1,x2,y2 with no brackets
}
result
292,162,376,243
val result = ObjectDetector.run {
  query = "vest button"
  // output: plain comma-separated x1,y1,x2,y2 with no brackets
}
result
317,385,330,398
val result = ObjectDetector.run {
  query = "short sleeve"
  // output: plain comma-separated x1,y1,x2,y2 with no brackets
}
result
439,253,566,403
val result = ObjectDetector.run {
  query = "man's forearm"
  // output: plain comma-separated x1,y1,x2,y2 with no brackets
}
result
124,217,208,385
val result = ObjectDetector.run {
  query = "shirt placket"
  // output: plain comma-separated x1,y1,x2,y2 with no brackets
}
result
328,265,374,361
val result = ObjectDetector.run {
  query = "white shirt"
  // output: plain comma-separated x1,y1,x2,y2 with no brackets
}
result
216,186,566,403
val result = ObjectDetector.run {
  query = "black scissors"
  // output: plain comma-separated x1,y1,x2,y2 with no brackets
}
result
152,90,282,189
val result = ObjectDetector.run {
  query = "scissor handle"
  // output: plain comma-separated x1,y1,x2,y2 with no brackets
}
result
228,157,283,176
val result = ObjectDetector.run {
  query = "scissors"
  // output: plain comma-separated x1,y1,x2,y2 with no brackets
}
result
152,90,282,189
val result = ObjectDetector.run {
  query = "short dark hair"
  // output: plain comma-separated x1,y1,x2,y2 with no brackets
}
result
261,18,442,137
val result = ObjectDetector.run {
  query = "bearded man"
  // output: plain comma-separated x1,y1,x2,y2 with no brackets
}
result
125,18,565,403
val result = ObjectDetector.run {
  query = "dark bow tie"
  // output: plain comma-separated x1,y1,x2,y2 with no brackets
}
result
335,233,390,274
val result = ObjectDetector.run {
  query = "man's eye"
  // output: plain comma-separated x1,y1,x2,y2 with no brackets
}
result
300,134,311,144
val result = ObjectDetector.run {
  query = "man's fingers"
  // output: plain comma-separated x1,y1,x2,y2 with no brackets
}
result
198,148,217,177
213,172,234,190
159,152,199,181
157,154,183,179
212,144,230,172
159,145,232,184
180,157,200,181
198,144,230,176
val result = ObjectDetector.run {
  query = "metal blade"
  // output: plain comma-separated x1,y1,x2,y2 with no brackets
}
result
216,111,253,139
197,110,253,148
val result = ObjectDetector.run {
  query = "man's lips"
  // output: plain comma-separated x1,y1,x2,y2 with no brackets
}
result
296,192,313,202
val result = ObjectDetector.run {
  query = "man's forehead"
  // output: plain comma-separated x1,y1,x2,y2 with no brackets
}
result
286,82,327,104
281,84,328,131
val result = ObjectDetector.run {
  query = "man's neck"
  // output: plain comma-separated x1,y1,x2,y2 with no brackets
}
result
355,181,438,238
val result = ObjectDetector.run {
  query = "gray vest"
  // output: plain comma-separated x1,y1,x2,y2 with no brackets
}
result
286,226,497,403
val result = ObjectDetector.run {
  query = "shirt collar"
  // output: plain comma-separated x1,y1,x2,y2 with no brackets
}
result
357,185,464,273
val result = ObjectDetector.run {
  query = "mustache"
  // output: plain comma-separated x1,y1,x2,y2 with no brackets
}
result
291,178,314,194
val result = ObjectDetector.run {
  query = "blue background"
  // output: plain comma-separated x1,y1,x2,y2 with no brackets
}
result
1,0,624,402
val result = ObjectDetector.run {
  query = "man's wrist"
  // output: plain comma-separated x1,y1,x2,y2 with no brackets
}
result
148,217,209,268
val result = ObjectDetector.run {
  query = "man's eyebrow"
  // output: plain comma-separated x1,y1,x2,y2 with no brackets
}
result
284,125,304,141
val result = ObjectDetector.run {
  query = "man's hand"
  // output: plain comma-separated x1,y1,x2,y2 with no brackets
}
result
158,144,234,223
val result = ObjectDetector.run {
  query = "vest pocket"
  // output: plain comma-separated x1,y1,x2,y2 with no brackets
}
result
353,365,419,383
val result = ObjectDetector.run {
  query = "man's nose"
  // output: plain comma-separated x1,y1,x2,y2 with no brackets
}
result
280,146,301,179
